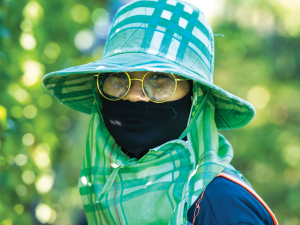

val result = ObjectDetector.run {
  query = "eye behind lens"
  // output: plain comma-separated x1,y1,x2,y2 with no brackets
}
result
143,73,176,103
98,72,130,100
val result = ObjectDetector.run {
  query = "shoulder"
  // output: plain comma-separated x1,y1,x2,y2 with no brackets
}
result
188,176,275,225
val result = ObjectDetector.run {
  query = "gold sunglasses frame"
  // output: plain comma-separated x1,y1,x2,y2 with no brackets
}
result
95,72,189,103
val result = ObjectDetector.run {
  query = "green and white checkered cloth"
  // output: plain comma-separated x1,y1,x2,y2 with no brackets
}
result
78,82,244,224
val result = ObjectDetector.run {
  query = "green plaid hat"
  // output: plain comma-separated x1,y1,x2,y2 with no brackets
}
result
42,0,255,129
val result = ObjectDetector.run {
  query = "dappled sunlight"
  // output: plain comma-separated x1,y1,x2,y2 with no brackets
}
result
19,32,36,50
22,170,36,184
22,133,35,146
21,59,44,86
247,86,270,109
8,84,30,103
23,105,37,119
35,203,57,224
35,174,55,194
74,29,95,51
23,1,43,22
1,0,299,224
70,4,90,24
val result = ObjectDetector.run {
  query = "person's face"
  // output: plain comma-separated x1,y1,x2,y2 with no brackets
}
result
121,72,191,102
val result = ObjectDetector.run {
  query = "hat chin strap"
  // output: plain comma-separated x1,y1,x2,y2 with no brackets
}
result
178,90,210,140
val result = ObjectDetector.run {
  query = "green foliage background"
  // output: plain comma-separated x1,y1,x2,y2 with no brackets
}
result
0,0,299,224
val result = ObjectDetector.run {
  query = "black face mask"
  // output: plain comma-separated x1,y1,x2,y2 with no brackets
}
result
101,90,192,159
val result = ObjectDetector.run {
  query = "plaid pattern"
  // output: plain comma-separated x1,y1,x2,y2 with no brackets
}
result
42,0,255,130
104,0,213,81
79,82,238,224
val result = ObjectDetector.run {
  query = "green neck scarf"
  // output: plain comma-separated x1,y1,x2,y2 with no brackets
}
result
79,82,237,224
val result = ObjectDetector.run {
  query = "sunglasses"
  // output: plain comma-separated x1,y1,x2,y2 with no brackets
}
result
95,72,189,103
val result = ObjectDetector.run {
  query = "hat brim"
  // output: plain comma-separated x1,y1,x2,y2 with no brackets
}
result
42,52,255,129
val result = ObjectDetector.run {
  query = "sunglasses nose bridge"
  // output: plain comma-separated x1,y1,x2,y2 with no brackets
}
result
128,77,144,93
128,78,144,92
130,78,143,82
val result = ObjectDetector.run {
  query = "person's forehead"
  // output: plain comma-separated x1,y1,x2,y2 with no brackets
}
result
127,71,182,78
127,71,146,77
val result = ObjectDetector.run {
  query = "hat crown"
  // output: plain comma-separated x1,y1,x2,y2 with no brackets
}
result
102,0,214,83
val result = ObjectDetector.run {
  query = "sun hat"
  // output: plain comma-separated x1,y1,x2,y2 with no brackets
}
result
42,0,255,130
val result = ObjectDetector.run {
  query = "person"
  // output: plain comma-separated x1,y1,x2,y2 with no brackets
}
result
42,0,278,224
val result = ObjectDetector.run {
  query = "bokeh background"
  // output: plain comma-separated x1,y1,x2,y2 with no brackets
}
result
0,0,299,224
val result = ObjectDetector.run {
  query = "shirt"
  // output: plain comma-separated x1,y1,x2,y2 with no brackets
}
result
188,177,275,225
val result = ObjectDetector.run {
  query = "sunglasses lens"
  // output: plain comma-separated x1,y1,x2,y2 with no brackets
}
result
97,72,177,103
143,72,176,103
98,72,129,100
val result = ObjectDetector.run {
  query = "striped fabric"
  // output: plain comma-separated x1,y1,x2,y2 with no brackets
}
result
42,0,256,130
79,82,241,224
